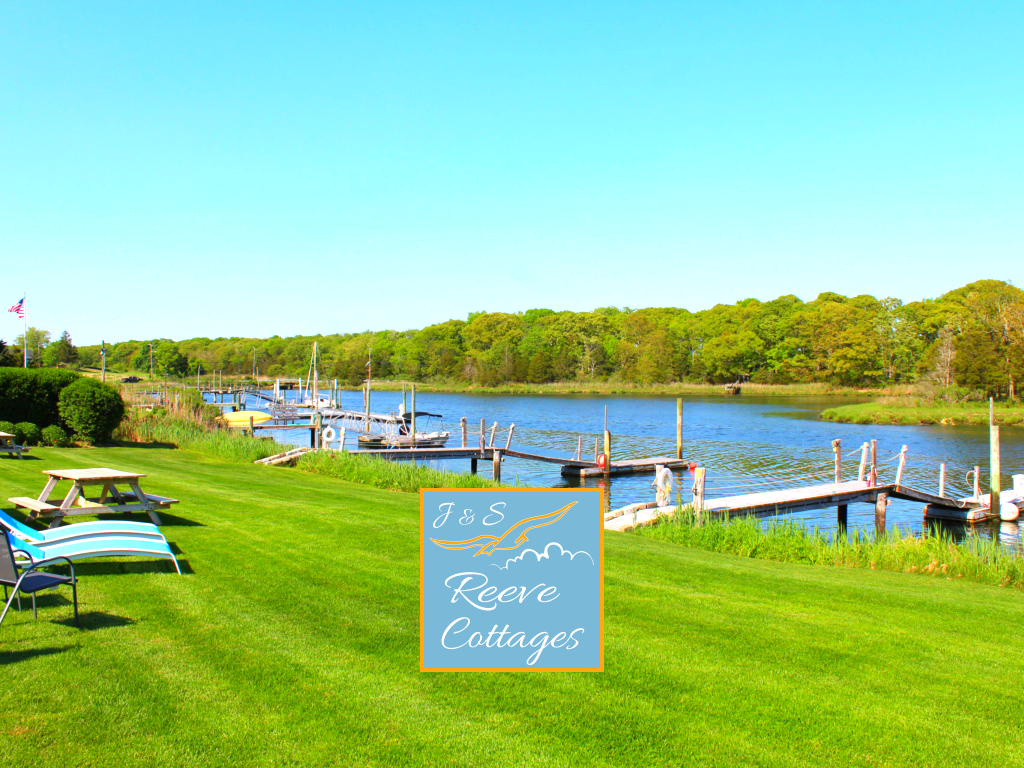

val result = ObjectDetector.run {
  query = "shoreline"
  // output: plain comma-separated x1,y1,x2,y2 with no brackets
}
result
821,400,1024,426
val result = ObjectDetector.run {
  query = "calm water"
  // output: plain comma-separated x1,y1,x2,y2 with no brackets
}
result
222,389,1024,545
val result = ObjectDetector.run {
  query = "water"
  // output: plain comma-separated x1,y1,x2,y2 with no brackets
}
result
216,389,1024,546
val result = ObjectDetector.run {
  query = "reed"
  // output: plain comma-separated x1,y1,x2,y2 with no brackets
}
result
116,411,282,464
635,507,1024,590
296,449,506,492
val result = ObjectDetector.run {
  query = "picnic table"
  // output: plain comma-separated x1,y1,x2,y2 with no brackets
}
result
0,432,27,459
8,468,179,528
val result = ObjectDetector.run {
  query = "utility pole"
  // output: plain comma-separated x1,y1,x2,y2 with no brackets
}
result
252,347,257,380
149,343,154,381
101,340,106,383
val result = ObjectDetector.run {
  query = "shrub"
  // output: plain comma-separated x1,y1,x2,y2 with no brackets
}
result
0,420,17,440
58,378,126,444
0,368,80,427
41,424,71,447
15,422,41,446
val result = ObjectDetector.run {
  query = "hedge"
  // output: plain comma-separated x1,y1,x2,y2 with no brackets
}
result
57,378,125,444
0,368,81,427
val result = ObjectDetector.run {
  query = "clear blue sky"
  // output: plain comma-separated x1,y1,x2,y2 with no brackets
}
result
2,1,1021,345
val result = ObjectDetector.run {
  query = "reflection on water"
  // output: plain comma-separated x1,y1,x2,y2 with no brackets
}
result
222,389,1024,549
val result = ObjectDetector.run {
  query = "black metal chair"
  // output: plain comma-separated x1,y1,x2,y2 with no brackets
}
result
1,531,79,629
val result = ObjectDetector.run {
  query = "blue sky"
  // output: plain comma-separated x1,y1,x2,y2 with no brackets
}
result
2,1,1021,345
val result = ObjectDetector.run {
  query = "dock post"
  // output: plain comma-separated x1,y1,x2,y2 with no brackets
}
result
991,424,1001,509
492,449,502,482
837,504,848,534
869,440,877,487
895,445,908,487
461,417,467,448
676,399,683,460
504,424,515,450
939,463,946,497
249,415,254,437
576,435,582,461
402,383,407,415
973,466,981,501
874,492,887,536
339,426,347,453
693,468,706,514
603,406,611,479
488,422,498,448
470,458,478,475
594,438,599,463
858,442,868,482
364,381,371,432
411,385,417,447
832,439,841,483
479,419,485,450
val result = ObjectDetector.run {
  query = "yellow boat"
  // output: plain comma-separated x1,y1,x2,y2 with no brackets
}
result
220,410,273,428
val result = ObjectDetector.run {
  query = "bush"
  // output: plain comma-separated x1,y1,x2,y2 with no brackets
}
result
0,420,17,441
0,368,80,427
15,422,41,446
41,424,71,447
57,378,126,444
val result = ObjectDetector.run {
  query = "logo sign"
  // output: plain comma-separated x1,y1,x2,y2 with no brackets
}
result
420,488,603,672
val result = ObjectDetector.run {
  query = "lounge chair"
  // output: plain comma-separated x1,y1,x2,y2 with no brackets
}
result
11,532,182,575
0,507,167,546
1,532,79,629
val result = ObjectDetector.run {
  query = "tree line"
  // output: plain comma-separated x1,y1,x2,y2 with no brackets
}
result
45,279,1024,398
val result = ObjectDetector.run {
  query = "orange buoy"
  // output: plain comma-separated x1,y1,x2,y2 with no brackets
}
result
597,453,607,469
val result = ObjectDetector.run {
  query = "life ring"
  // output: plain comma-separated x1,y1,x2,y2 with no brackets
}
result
322,426,337,444
597,453,607,469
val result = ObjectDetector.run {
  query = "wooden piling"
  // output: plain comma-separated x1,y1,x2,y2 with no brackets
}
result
832,438,841,483
858,442,868,482
411,385,417,447
991,424,1001,505
470,458,478,475
576,435,583,461
461,417,468,448
875,492,887,535
504,424,515,450
895,445,908,487
492,449,502,482
693,468,706,513
869,440,877,487
603,429,611,479
488,421,498,448
479,419,485,450
594,438,599,463
837,504,847,534
973,465,981,501
676,399,683,460
939,463,946,497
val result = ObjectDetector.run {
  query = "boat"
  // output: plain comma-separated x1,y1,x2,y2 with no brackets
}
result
356,411,451,449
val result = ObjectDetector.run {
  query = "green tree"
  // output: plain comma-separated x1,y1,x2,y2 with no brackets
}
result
42,330,78,367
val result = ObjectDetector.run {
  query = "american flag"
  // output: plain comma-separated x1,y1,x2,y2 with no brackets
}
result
8,296,25,319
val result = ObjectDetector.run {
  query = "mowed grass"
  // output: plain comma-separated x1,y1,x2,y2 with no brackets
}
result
2,446,1024,767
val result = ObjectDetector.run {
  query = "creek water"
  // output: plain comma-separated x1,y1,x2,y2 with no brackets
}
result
225,389,1024,547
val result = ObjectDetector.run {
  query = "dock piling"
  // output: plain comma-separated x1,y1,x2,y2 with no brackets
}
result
693,468,706,514
869,440,878,487
492,449,502,482
837,504,848,533
858,442,868,482
874,492,887,535
832,439,841,483
991,423,1001,507
676,399,683,460
461,417,467,448
504,424,515,450
939,463,946,497
895,445,908,486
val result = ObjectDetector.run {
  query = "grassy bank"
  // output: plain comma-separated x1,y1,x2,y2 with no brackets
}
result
634,509,1024,590
3,445,1024,766
821,398,1024,426
118,412,502,492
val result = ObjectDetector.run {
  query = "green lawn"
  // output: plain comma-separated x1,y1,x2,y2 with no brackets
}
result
821,399,1024,426
3,445,1024,767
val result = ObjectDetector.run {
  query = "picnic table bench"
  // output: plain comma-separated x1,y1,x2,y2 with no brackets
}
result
8,468,179,528
0,432,28,459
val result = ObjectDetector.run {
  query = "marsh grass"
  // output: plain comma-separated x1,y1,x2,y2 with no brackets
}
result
821,399,1024,425
636,505,1024,589
296,449,505,491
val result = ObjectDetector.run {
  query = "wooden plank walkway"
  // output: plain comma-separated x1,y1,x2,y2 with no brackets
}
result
605,481,995,532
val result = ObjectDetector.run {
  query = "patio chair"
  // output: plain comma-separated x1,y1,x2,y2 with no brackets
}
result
11,532,182,575
1,532,79,630
0,507,167,546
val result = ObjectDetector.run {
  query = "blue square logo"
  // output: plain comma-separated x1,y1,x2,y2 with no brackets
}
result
420,488,604,671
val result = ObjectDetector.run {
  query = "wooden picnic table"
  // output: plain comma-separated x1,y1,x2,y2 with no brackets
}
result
8,468,179,528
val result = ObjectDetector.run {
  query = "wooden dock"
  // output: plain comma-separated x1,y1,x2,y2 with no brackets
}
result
604,481,1003,532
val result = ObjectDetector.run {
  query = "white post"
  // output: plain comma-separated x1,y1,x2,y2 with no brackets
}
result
894,445,908,487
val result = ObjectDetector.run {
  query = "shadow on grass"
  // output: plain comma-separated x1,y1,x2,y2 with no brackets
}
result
108,440,178,450
0,646,76,666
56,611,136,630
96,511,204,528
70,559,193,576
1,454,41,461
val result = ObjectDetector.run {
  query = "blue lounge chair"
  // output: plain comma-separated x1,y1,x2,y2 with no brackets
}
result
11,532,182,575
0,507,167,546
1,532,79,629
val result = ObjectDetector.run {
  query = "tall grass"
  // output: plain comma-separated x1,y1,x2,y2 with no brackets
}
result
634,506,1024,589
116,410,510,491
296,449,505,492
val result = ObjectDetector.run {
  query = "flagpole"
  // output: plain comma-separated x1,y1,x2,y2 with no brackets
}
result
22,292,27,368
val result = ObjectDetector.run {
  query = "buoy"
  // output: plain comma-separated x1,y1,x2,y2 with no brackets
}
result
1000,502,1020,522
322,426,337,445
688,462,697,472
597,453,607,469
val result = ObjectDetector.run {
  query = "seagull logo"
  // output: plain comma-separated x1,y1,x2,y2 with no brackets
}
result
430,502,576,556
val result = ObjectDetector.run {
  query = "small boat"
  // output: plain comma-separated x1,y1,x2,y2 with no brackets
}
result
357,411,451,449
